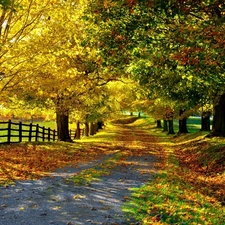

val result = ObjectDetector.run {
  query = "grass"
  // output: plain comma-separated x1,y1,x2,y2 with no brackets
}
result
124,175,224,224
111,116,139,124
123,117,225,225
67,152,123,185
173,116,213,133
0,116,205,143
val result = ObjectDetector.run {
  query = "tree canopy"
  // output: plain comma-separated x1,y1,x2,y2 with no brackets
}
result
1,0,225,139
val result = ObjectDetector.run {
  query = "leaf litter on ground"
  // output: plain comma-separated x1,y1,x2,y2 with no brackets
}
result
0,117,159,225
123,118,225,225
0,116,224,225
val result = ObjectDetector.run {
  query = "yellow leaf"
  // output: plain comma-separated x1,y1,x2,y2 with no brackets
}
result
73,194,86,199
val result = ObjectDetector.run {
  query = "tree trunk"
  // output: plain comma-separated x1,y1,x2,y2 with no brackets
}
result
95,122,98,133
168,119,175,134
94,123,98,133
211,94,225,136
84,122,89,136
75,121,81,139
90,122,95,135
201,111,211,131
97,121,104,130
138,112,141,117
178,110,189,133
163,120,168,132
56,108,73,142
156,120,162,128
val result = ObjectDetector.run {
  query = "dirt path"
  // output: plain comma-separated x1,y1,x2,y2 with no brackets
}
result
0,123,159,225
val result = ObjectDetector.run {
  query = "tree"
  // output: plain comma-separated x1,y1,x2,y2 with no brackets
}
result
0,0,57,97
85,0,225,136
7,0,114,141
0,0,11,10
163,106,175,135
27,0,126,141
211,94,225,136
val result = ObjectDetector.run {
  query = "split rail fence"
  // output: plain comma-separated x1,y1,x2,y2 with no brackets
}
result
0,120,58,144
0,120,92,144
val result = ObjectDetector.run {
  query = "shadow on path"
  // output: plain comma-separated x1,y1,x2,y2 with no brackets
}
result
0,123,158,225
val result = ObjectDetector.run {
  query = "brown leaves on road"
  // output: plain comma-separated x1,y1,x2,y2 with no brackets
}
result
0,120,163,186
0,142,112,185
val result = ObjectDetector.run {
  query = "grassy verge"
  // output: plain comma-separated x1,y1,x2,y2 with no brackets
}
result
123,117,225,225
173,116,212,133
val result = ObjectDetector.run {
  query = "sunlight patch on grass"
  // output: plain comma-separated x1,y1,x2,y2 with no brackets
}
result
111,116,139,124
123,116,225,224
123,166,225,225
76,123,118,143
67,152,123,186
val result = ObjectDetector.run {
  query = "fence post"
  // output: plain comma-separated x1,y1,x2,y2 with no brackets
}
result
29,123,32,142
35,124,39,142
53,129,56,141
19,121,22,142
7,120,11,144
48,128,50,141
42,126,45,142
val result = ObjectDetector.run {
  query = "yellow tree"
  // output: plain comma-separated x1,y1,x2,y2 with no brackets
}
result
0,0,58,100
3,0,119,141
11,0,106,141
106,79,144,116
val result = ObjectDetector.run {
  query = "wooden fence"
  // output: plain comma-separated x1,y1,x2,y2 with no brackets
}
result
0,120,90,144
0,120,57,144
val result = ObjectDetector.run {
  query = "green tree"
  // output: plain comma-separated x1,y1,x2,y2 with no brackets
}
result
85,0,225,136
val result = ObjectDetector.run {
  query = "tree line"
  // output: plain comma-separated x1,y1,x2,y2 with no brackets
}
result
0,0,224,141
84,0,225,136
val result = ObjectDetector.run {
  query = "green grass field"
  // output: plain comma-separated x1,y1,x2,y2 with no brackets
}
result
173,116,212,133
123,117,225,225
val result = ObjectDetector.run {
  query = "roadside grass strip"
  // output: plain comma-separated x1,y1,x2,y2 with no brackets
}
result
123,154,225,224
123,118,225,225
